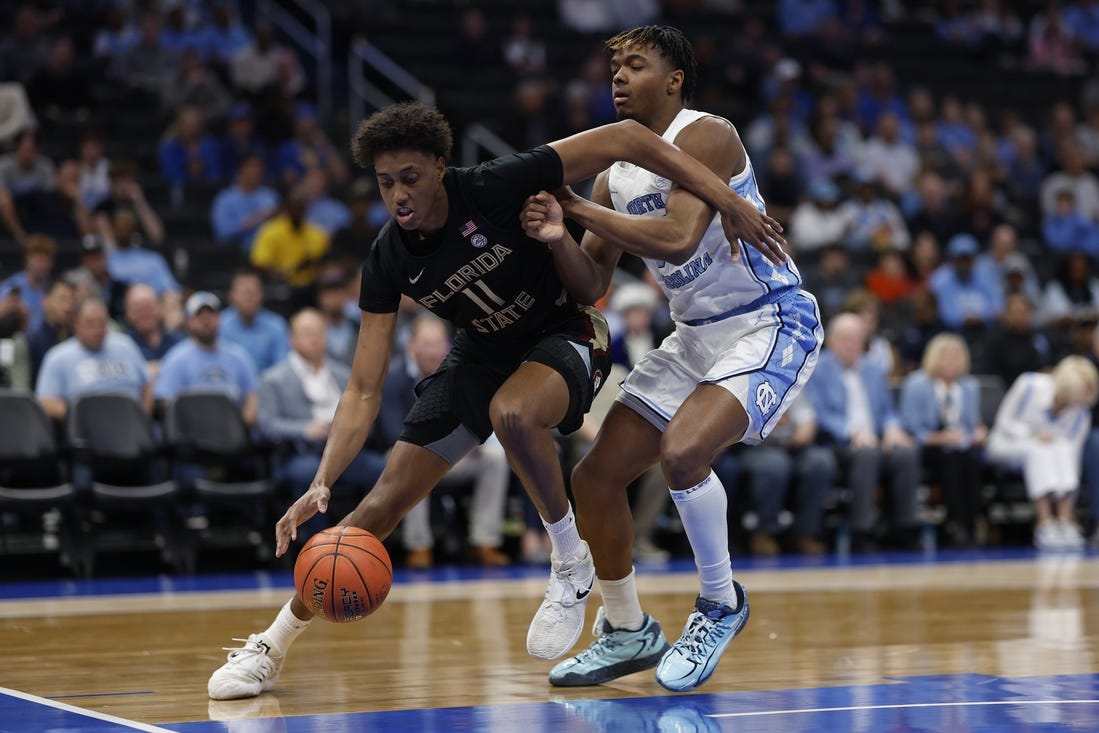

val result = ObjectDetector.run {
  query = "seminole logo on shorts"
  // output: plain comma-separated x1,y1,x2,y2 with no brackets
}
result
755,381,777,414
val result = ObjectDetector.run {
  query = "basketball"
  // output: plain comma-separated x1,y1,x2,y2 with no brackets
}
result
293,526,393,623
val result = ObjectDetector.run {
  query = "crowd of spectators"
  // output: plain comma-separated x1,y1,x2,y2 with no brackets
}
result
3,1,1099,569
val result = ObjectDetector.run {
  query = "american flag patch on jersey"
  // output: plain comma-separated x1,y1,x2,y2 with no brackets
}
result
460,220,477,237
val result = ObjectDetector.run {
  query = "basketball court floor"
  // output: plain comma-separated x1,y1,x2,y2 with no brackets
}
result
1,549,1097,732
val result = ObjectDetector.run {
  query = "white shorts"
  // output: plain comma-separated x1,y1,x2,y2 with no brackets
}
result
616,289,822,445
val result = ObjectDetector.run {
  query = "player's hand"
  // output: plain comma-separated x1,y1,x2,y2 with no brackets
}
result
275,482,331,557
720,192,786,265
521,191,566,244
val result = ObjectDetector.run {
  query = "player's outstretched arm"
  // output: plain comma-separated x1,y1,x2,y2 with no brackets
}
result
521,174,622,305
274,311,397,556
547,119,786,264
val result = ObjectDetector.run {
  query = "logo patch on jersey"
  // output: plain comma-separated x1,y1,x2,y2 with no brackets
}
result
755,381,778,415
409,268,425,284
653,175,670,189
460,220,478,237
471,233,488,248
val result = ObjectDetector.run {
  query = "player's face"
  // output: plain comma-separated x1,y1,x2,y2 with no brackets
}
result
374,150,447,233
609,45,680,123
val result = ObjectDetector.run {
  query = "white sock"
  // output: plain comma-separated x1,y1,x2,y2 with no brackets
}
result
669,470,735,606
598,568,645,631
262,600,312,653
543,506,584,560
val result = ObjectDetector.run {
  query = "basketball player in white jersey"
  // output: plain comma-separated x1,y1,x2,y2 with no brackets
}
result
521,26,823,692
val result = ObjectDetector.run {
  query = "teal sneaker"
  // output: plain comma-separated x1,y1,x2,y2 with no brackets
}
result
549,607,671,686
655,581,750,692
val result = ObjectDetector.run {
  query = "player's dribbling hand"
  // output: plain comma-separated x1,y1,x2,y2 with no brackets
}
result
275,482,331,557
520,191,566,244
720,192,787,265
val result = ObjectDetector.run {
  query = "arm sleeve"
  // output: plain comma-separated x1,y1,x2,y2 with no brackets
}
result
464,145,564,224
358,237,402,313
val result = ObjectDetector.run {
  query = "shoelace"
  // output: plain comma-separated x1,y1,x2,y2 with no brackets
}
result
222,637,270,660
679,612,729,661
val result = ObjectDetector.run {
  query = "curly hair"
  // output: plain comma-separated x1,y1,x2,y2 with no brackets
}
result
605,25,697,104
351,101,453,168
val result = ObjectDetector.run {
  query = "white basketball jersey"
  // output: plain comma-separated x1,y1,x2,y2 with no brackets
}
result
607,108,802,324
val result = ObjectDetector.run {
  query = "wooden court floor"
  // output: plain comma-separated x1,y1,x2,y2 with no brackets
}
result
0,553,1097,731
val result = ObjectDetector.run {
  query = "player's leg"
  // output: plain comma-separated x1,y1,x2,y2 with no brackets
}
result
656,291,823,692
548,402,672,686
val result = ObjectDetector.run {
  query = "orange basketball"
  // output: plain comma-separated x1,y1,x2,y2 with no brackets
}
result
293,526,393,623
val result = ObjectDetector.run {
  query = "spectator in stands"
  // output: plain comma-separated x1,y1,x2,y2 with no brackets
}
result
315,268,356,367
123,283,184,369
0,129,56,245
761,147,801,223
802,243,859,322
789,178,853,253
23,278,74,383
608,282,664,371
301,169,351,235
77,129,110,211
155,291,258,425
329,178,383,264
25,35,91,124
900,333,987,548
211,154,279,253
954,169,1007,245
929,234,1002,333
250,188,330,296
897,288,945,374
104,210,179,297
67,237,126,319
502,79,557,153
858,112,919,197
979,291,1050,386
909,230,942,286
1005,125,1047,205
380,313,511,568
843,288,895,376
0,5,50,83
557,0,659,34
808,312,920,551
1038,251,1099,329
92,160,165,249
159,6,203,57
865,249,915,309
842,171,910,251
986,356,1097,550
1043,188,1099,259
219,103,269,183
258,308,386,545
1027,5,1086,75
231,22,304,99
116,12,178,96
0,234,55,332
905,171,957,246
974,224,1041,304
92,6,137,65
218,269,289,373
36,297,149,422
803,109,857,185
502,13,546,77
856,63,909,134
162,48,231,124
776,0,839,38
276,104,348,186
737,394,834,556
201,4,253,67
1041,139,1099,221
159,106,224,188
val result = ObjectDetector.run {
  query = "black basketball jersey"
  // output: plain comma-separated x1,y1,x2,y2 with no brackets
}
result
359,145,582,352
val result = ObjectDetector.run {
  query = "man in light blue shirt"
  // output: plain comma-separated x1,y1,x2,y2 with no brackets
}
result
210,154,279,253
106,235,180,297
36,297,148,421
218,269,289,373
0,234,55,332
155,291,259,425
929,233,1003,331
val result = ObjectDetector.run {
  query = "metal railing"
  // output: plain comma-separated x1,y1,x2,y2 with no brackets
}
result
460,123,515,166
348,39,435,132
255,0,332,122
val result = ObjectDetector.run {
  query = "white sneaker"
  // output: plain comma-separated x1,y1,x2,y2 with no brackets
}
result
1034,522,1062,551
1055,521,1085,550
208,633,285,700
526,542,595,660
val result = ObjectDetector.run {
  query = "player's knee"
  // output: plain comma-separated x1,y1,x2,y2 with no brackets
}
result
659,438,713,488
488,396,539,446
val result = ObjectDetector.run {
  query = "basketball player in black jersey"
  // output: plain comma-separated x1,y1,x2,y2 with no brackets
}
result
208,101,787,700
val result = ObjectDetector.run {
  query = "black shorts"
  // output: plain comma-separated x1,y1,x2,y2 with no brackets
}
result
399,307,611,453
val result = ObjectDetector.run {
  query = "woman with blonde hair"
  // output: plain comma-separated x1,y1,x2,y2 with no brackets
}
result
900,333,987,547
986,356,1098,550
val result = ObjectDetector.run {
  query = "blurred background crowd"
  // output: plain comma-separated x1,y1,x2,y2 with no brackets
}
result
2,0,1099,577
